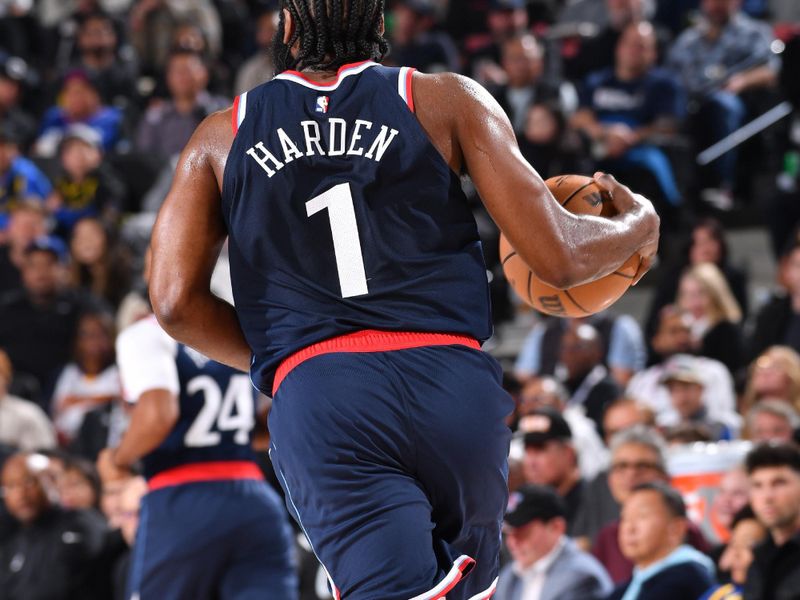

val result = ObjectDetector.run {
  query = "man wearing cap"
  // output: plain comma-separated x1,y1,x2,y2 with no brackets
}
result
0,235,88,406
0,124,51,232
661,354,732,441
496,483,613,600
519,407,586,532
466,0,530,86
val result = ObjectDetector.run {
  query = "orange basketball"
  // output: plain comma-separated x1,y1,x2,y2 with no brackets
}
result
499,174,641,317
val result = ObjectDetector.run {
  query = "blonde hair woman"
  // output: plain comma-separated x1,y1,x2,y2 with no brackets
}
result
741,345,800,416
677,262,744,373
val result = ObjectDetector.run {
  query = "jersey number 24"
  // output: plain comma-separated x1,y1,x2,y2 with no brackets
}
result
184,374,255,447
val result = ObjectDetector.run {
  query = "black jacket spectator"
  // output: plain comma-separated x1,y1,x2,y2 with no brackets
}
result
605,561,714,600
744,531,800,600
0,507,110,600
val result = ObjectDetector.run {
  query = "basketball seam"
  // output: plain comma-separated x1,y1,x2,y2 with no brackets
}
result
563,289,592,315
612,270,635,279
526,271,533,305
560,180,595,208
501,251,518,266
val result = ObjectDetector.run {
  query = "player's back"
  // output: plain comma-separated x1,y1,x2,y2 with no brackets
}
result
116,316,260,482
222,61,492,395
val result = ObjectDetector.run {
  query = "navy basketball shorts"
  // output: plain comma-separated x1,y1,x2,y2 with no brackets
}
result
127,477,298,600
268,331,514,600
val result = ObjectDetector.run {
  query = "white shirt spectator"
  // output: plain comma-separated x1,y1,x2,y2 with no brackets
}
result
51,363,121,442
514,536,567,600
0,393,56,450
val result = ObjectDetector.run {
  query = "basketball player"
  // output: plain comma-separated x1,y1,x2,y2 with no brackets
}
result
146,2,660,598
97,311,297,599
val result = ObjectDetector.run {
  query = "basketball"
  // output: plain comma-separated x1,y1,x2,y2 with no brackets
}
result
499,174,641,317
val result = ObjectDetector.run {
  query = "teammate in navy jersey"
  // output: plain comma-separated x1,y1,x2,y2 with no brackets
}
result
147,1,660,598
97,314,297,600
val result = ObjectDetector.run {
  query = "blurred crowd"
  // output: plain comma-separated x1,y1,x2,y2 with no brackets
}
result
1,0,800,599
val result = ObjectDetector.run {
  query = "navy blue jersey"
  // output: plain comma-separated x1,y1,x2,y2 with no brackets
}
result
222,61,492,395
116,317,258,480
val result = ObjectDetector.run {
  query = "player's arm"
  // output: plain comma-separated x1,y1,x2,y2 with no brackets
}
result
417,73,659,288
148,109,252,372
97,321,180,480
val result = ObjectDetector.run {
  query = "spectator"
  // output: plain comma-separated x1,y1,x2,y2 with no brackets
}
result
234,7,278,94
660,354,734,440
69,10,139,108
0,124,52,232
709,466,751,545
676,262,744,374
57,455,102,511
466,0,530,86
493,33,565,135
601,397,655,446
0,452,111,599
35,69,125,157
571,22,684,218
0,200,48,293
519,407,585,533
0,235,87,405
750,231,800,360
46,124,126,237
496,484,613,600
515,376,609,480
608,482,716,599
562,0,655,82
744,443,800,599
515,312,646,388
135,49,229,161
583,426,679,578
645,218,750,341
666,0,779,209
0,53,37,150
387,0,460,73
745,399,800,444
51,309,121,445
559,321,622,436
740,346,800,415
0,348,56,451
701,506,767,600
68,216,133,309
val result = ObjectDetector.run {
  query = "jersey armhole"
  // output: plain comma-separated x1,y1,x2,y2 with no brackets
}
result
397,67,416,113
231,91,248,135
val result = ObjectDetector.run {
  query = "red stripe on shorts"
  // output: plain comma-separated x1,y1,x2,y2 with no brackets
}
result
148,461,263,491
272,330,481,396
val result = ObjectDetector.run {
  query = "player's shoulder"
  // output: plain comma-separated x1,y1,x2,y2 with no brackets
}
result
117,315,176,355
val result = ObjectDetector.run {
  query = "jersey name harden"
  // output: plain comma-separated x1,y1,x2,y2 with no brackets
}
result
246,118,400,178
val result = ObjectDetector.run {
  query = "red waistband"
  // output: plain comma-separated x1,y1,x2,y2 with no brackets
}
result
273,329,481,395
148,461,264,491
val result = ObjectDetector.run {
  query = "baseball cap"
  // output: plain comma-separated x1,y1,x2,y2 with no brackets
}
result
60,123,103,151
25,235,68,263
504,484,566,527
489,0,526,10
660,354,704,386
518,407,572,446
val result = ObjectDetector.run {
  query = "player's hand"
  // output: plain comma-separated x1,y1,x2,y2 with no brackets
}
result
96,448,131,484
593,171,660,285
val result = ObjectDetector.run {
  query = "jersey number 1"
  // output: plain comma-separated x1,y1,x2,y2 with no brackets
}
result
306,182,368,298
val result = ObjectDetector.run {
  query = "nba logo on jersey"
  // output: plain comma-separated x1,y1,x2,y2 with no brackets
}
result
316,96,330,113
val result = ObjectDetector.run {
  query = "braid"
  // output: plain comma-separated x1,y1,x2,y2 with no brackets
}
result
273,0,389,73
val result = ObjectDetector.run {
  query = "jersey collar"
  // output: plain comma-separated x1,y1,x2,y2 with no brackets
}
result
274,60,378,91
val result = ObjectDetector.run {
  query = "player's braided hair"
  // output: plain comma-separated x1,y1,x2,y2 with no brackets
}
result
273,0,389,73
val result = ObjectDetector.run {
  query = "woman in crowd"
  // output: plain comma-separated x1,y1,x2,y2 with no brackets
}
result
740,345,800,415
676,262,744,374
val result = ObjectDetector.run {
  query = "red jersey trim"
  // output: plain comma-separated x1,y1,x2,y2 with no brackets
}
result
148,461,263,491
273,330,481,396
231,95,241,134
405,67,416,112
278,60,375,88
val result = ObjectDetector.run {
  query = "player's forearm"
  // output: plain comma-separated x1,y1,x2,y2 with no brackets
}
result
113,390,178,468
151,290,252,373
